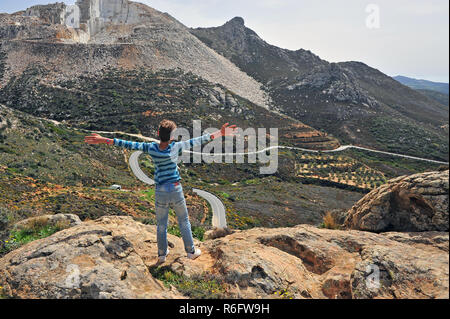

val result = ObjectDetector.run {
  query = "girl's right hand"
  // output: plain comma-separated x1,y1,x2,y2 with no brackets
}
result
211,123,238,139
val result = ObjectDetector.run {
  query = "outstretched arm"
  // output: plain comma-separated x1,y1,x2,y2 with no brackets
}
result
84,133,150,151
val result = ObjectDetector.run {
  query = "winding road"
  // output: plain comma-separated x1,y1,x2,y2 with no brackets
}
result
129,151,156,186
184,145,449,165
92,129,449,165
129,151,228,229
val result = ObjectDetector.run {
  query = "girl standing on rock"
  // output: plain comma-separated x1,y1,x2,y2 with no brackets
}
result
85,120,237,263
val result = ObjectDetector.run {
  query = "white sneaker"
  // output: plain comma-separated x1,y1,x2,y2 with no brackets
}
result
158,249,170,263
187,248,201,260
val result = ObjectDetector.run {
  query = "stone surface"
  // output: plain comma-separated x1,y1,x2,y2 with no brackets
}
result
204,227,234,240
1,216,447,299
24,3,66,25
0,216,184,299
344,170,449,232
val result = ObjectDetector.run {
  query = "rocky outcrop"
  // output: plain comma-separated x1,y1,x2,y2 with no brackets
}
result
24,3,67,25
345,170,449,232
204,227,234,240
0,216,447,299
14,214,82,230
0,216,183,299
286,63,380,108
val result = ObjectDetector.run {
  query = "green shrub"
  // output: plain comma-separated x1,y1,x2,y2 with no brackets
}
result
167,224,182,238
0,218,68,255
150,266,226,299
168,225,206,241
0,285,8,299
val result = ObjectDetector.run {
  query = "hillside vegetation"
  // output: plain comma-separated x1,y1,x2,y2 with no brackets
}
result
0,67,338,151
0,105,211,255
417,89,449,107
394,76,449,95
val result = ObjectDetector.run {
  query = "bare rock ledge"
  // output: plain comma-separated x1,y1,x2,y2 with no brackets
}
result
0,216,448,299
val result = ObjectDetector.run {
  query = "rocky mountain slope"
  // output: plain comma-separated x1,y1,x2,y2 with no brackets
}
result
0,67,338,150
191,18,449,161
0,1,269,108
0,1,341,152
416,89,449,108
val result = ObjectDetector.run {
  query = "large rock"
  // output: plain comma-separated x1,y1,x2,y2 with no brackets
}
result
0,216,447,299
0,216,184,299
344,170,449,232
173,226,448,299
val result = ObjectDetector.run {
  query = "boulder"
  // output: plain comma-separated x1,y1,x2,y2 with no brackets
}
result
344,170,449,232
0,216,184,299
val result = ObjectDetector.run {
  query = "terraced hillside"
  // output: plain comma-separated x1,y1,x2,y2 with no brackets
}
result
136,145,445,230
294,153,387,190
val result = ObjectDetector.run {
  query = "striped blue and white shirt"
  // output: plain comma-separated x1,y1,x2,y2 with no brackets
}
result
114,134,212,185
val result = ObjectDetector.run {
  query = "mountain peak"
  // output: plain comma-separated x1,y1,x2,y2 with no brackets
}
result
226,17,245,27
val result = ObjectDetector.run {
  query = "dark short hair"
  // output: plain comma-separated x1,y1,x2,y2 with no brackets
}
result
159,120,177,142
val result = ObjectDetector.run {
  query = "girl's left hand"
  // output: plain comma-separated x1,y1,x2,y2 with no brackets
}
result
84,133,112,145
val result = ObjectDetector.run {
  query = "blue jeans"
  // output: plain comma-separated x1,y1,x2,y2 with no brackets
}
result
155,182,195,256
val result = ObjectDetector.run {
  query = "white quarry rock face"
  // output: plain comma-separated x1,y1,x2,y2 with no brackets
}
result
64,5,80,29
99,0,133,23
76,0,144,36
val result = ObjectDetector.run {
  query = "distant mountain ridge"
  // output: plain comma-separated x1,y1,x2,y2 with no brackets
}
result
394,76,449,95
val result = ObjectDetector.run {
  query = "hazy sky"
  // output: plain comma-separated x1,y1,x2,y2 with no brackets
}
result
1,0,449,82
